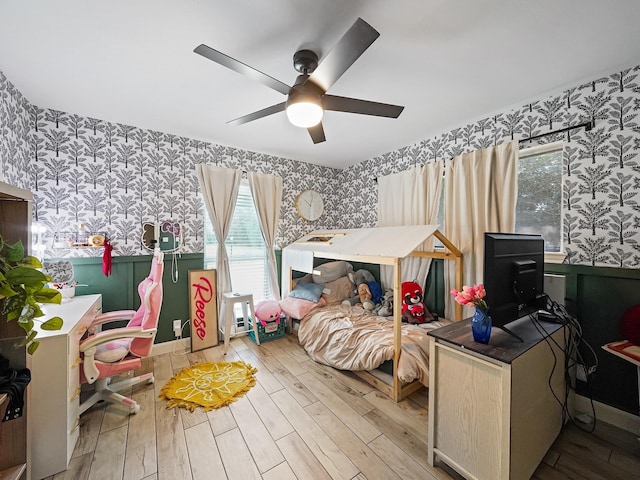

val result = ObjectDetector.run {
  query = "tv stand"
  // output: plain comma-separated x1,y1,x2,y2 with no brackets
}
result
428,317,566,479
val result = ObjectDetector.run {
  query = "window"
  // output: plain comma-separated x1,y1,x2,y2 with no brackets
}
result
204,181,272,303
515,142,563,253
435,142,563,254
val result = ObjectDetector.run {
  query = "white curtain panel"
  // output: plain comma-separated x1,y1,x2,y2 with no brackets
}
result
196,164,242,305
377,162,443,289
248,171,283,300
443,140,519,320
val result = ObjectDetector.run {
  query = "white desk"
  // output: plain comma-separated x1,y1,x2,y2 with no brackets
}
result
29,294,102,480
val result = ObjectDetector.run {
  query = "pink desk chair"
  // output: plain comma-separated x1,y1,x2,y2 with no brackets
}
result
79,251,164,415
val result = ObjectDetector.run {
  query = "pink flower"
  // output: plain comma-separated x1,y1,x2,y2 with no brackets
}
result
450,283,488,311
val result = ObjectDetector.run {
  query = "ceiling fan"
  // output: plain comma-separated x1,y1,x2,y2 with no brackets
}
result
194,18,404,144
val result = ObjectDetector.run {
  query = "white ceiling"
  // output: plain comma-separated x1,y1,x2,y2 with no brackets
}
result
1,1,640,170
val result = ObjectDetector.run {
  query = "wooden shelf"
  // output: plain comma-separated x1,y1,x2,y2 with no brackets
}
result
0,462,26,480
0,182,30,479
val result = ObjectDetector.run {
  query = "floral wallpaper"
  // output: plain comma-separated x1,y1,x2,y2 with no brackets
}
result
0,71,31,189
0,71,340,257
2,62,640,268
337,65,640,268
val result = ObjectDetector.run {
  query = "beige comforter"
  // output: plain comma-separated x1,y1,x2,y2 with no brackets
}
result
298,304,449,385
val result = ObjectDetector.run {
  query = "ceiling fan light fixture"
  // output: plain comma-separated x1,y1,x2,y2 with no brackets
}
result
286,76,324,128
286,100,323,128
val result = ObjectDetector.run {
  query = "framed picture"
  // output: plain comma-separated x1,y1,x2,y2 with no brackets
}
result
188,269,218,352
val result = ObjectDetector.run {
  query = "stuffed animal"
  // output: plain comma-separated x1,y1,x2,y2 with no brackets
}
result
367,280,383,304
342,269,376,310
254,300,282,327
401,281,434,324
375,288,394,317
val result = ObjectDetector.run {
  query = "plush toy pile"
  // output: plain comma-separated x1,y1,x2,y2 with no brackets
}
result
373,288,394,317
342,269,382,311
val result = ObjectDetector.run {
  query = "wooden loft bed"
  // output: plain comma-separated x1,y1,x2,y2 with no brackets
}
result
281,225,463,402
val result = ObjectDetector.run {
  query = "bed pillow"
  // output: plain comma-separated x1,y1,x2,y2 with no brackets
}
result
312,261,353,285
321,276,354,304
288,281,325,302
291,273,313,290
280,296,326,319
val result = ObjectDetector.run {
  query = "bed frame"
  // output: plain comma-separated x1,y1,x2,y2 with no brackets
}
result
282,225,463,402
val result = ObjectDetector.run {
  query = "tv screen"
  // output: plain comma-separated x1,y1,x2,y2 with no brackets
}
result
483,232,544,340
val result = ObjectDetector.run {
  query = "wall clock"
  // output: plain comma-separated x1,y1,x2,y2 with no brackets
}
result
296,189,324,221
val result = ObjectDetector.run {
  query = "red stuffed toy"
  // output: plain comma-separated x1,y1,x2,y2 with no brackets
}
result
401,281,434,324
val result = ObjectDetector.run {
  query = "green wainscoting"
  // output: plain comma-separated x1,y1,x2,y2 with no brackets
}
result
62,250,639,417
546,263,640,416
62,253,204,344
426,259,639,415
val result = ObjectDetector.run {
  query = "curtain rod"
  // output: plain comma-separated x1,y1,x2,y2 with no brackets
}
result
373,119,596,184
519,119,595,143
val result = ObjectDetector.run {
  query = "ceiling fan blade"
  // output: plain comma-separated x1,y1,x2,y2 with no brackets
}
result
308,18,380,92
227,102,286,126
194,44,291,96
324,95,404,118
308,123,326,144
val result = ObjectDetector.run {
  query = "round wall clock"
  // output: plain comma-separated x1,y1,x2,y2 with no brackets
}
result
295,189,324,221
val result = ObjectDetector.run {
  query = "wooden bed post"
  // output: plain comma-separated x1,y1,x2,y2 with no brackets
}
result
392,256,402,402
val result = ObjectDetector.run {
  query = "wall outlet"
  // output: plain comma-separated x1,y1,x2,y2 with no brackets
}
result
173,319,182,338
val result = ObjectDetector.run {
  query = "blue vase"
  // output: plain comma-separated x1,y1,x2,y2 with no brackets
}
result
471,308,492,343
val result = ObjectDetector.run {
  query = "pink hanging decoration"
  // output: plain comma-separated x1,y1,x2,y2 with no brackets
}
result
102,238,113,277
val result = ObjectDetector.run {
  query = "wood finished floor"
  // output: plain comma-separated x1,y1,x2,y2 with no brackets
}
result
46,334,640,480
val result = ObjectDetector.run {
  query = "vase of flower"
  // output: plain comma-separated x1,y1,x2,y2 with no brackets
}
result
471,307,492,344
450,283,492,344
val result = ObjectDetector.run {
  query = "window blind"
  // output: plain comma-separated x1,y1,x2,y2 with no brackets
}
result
203,181,272,302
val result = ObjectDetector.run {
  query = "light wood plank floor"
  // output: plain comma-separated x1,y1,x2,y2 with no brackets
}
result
46,334,640,480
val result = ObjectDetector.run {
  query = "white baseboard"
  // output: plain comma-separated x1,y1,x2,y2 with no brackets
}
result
573,392,640,434
150,338,191,357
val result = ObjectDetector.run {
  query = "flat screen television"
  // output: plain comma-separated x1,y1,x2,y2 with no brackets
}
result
483,232,545,341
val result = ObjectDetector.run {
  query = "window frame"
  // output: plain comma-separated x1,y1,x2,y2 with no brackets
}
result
517,140,566,262
203,179,273,302
433,141,566,263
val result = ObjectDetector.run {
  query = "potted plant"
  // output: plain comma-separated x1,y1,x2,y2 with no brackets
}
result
0,235,63,354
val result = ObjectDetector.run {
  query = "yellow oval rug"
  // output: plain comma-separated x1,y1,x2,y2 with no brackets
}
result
159,360,257,411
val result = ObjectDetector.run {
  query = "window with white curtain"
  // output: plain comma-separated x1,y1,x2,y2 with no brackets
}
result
515,142,563,253
434,142,563,253
203,180,272,302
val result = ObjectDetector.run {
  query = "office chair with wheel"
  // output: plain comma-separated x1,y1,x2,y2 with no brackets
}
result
79,251,164,415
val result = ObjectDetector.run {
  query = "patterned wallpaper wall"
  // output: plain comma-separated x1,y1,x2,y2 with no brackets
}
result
3,62,640,268
337,64,640,268
0,70,340,257
0,71,31,189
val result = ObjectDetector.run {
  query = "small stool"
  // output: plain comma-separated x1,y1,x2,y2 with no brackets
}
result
219,292,260,354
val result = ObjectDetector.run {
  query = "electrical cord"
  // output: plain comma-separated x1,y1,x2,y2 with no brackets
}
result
534,293,598,433
172,320,191,356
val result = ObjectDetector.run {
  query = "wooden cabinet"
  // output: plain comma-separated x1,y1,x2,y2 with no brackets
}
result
29,294,102,480
0,181,32,480
428,317,566,480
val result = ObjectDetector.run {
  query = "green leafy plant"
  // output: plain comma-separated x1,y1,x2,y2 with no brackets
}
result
0,235,63,354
